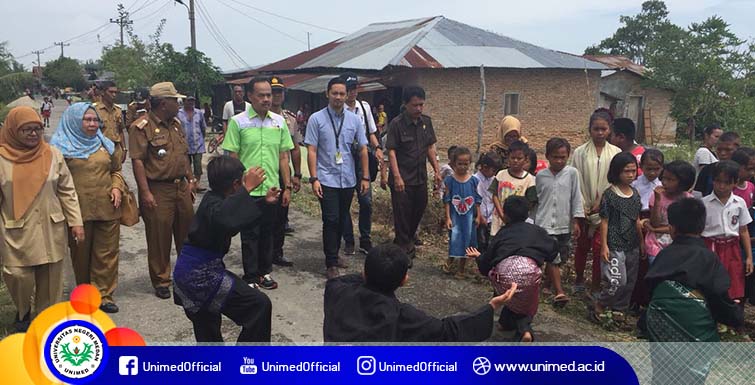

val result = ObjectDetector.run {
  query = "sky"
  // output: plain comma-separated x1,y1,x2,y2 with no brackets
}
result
2,0,754,73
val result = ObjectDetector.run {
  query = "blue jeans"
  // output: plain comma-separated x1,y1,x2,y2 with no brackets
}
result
342,182,372,245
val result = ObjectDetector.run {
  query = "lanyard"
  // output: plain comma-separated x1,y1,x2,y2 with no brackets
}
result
327,108,345,150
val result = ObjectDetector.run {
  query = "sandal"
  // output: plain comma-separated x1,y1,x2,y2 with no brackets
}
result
520,331,535,342
441,261,455,275
573,284,585,294
552,293,570,308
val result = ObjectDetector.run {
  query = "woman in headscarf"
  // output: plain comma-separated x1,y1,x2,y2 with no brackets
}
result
0,106,83,332
489,115,528,169
50,102,125,313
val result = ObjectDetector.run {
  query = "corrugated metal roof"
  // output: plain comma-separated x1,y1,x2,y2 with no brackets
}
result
256,16,605,72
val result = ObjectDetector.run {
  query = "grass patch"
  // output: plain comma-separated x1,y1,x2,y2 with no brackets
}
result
0,281,16,339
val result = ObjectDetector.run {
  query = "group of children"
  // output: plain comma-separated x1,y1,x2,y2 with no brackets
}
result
439,109,753,342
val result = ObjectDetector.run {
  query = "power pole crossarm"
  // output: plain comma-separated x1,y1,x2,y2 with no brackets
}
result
54,42,70,58
110,16,133,46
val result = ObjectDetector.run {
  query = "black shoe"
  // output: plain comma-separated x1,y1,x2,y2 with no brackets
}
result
273,255,294,267
155,287,171,299
100,302,119,313
14,312,30,333
259,274,278,290
344,243,356,256
358,240,372,254
284,223,295,234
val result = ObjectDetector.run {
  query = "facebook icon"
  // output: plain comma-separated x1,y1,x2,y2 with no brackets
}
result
119,356,139,376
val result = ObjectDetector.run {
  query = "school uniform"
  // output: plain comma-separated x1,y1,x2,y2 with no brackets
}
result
701,193,752,299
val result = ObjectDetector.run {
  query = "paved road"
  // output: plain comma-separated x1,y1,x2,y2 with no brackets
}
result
42,101,617,343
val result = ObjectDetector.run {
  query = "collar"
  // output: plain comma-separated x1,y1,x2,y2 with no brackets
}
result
149,112,172,128
327,105,344,117
704,193,733,206
248,107,271,120
402,111,422,126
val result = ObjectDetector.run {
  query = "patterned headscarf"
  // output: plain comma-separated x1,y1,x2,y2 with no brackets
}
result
0,106,52,220
50,102,115,159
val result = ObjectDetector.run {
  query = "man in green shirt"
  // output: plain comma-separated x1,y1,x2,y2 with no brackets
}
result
222,76,294,289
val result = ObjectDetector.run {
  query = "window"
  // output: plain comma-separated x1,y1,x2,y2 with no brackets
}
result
504,93,520,115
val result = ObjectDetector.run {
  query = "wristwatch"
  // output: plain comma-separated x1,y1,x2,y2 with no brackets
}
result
309,176,319,184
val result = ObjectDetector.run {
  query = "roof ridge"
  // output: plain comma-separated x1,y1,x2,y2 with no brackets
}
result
387,16,444,66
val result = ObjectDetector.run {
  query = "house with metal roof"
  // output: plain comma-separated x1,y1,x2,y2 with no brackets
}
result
584,55,677,145
224,16,610,152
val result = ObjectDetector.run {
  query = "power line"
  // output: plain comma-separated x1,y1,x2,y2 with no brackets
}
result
194,3,245,68
214,0,307,45
195,0,249,67
130,0,160,15
224,0,347,35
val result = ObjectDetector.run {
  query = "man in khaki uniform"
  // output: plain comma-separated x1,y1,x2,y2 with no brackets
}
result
269,76,302,267
129,82,196,299
125,87,151,128
94,81,127,163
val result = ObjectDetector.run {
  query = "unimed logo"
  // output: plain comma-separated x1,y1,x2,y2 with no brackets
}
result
119,356,139,376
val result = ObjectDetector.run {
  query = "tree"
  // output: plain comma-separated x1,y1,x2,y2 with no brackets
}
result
584,1,681,65
152,45,223,97
645,16,755,137
0,41,25,77
44,57,86,90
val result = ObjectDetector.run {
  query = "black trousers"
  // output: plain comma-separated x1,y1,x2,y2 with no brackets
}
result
320,186,354,268
240,198,273,283
272,197,288,259
184,274,272,343
499,307,533,338
390,183,428,255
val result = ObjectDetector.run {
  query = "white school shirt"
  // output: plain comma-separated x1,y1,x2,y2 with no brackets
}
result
632,174,662,211
702,193,753,238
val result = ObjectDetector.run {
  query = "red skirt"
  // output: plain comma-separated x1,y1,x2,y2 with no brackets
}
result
42,110,51,118
704,237,745,299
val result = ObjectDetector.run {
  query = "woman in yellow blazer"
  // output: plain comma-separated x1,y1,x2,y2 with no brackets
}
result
0,106,84,332
51,102,125,313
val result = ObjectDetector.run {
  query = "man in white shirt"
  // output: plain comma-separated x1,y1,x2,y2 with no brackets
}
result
221,85,251,141
340,73,384,255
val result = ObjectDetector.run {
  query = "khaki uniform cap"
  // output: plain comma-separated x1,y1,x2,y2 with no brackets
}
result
150,82,186,98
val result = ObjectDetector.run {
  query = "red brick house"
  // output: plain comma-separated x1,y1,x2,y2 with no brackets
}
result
224,16,606,152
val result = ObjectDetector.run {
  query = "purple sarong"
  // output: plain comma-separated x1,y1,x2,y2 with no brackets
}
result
488,256,541,316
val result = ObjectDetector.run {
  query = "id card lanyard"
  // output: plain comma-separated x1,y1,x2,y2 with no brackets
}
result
327,108,345,164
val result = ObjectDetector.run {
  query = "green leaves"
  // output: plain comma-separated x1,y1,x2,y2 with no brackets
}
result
587,0,755,141
43,57,86,90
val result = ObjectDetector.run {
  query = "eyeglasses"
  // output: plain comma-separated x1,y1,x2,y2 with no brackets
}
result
20,127,44,135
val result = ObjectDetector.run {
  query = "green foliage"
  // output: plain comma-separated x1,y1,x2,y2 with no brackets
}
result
584,1,675,65
99,6,222,97
44,57,86,90
0,41,25,76
152,46,223,98
587,0,755,140
0,72,34,104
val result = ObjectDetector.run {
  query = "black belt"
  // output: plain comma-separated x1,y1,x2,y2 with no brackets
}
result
148,177,186,184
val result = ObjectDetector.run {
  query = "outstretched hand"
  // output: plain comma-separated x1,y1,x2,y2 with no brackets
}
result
465,247,481,258
243,167,266,192
489,283,517,312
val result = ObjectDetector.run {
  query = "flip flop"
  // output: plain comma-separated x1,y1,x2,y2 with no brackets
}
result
552,294,570,308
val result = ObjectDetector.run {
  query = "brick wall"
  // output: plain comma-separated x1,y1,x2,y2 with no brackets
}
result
415,68,601,155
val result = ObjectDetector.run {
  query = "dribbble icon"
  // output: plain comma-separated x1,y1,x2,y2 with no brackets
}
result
119,356,139,376
357,356,376,376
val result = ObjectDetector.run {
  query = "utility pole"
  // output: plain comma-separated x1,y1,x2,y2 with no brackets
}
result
32,50,44,67
189,0,196,50
307,32,312,51
110,15,133,46
54,42,70,58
